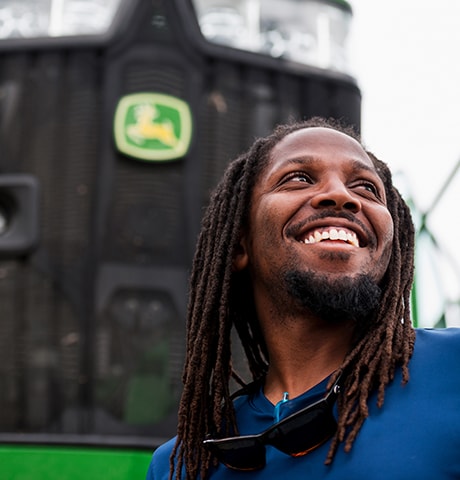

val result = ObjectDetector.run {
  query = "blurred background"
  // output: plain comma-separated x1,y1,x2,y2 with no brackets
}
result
350,0,460,328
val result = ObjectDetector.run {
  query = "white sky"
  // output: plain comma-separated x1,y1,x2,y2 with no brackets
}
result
349,0,460,326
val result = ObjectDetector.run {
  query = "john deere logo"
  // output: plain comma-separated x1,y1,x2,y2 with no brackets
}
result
114,93,192,161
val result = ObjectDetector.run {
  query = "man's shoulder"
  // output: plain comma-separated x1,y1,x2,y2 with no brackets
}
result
415,326,460,345
412,327,460,368
145,437,176,480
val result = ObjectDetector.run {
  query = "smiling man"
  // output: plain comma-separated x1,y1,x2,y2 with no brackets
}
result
146,118,460,480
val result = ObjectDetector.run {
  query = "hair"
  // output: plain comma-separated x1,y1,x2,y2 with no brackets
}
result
170,117,416,479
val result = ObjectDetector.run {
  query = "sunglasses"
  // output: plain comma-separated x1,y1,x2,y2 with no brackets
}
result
203,374,342,471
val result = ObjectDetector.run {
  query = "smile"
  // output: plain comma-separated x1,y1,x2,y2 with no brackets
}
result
300,227,360,248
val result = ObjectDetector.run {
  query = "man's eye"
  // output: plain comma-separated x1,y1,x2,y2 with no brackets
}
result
359,181,379,195
285,172,313,183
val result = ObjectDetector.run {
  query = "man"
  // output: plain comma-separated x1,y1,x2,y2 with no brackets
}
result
146,118,460,479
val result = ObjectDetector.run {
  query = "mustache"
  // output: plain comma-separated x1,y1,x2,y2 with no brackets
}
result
285,210,376,248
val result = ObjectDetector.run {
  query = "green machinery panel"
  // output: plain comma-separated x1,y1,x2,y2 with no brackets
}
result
0,445,152,480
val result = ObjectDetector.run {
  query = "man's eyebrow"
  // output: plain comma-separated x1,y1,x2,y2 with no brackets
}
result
282,156,316,166
349,158,379,175
282,156,378,174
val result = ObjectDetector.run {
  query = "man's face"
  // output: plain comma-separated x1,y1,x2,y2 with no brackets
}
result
234,127,394,312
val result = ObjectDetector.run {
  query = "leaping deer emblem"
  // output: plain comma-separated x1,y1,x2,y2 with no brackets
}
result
127,103,179,147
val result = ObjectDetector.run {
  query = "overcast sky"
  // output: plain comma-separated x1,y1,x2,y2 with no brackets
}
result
349,0,460,326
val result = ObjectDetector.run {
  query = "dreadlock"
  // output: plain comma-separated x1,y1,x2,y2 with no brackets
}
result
170,117,416,479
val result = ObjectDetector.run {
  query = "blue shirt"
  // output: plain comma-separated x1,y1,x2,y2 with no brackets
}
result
146,328,460,479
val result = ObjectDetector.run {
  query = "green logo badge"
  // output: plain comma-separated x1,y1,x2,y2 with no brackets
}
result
114,92,193,161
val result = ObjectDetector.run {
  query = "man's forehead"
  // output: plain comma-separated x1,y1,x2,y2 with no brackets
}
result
273,126,364,151
267,126,375,170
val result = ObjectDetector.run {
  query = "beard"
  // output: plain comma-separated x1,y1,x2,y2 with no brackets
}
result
283,269,382,326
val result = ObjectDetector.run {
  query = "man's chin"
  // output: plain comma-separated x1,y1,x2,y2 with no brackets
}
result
284,269,382,324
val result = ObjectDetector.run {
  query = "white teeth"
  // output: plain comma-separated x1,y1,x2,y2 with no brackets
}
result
347,232,359,247
301,227,359,247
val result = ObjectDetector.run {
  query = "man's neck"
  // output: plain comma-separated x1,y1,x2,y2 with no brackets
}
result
261,315,354,405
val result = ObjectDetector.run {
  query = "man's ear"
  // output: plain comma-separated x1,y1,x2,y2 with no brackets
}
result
232,235,249,272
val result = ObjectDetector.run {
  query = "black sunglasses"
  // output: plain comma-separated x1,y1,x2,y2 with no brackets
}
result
203,374,342,471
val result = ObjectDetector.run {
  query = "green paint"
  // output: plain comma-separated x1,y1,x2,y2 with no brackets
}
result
411,271,419,328
0,445,152,480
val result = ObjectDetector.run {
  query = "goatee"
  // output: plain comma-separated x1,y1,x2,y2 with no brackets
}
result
284,270,382,325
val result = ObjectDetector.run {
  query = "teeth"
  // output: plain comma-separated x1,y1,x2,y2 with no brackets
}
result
330,229,339,240
302,228,359,247
347,232,359,247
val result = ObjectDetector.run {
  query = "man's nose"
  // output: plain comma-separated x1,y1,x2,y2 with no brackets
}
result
310,179,361,213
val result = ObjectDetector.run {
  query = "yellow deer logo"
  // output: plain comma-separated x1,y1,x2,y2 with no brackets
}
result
126,103,179,147
114,92,192,161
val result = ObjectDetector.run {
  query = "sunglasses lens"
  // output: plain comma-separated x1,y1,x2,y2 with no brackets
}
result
268,404,337,456
204,436,266,470
205,376,342,470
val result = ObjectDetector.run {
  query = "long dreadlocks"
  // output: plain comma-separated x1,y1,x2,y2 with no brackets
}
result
170,117,416,479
